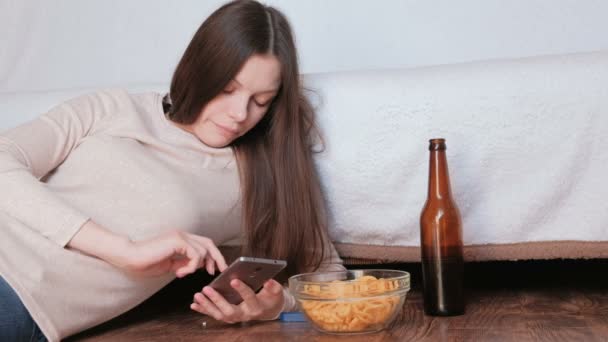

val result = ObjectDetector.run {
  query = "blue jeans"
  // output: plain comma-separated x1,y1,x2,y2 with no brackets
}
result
0,275,47,342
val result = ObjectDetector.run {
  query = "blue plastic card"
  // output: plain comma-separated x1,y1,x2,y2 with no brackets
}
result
279,311,308,322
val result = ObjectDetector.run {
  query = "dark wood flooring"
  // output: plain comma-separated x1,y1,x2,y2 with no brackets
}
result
68,259,608,341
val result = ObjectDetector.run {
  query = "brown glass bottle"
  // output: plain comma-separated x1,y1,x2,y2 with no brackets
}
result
420,138,465,316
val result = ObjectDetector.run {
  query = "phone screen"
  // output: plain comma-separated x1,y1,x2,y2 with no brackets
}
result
208,257,287,305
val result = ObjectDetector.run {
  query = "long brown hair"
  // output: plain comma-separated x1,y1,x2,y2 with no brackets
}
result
168,0,327,276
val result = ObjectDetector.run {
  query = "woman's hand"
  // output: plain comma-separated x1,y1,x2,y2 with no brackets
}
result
191,278,285,323
118,230,228,278
68,220,228,278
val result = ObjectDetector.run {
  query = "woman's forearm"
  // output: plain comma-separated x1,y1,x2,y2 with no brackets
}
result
66,219,132,267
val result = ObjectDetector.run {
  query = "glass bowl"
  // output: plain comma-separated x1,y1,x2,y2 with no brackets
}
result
288,269,410,334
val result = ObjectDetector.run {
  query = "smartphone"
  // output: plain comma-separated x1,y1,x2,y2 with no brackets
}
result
208,256,287,305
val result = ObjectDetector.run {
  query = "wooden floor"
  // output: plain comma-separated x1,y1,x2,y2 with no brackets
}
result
68,259,608,341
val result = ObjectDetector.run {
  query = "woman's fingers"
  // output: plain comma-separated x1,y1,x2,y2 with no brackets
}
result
258,279,283,297
205,257,215,275
202,286,240,321
192,280,284,323
175,244,200,278
230,279,257,303
186,236,218,275
169,257,190,274
185,237,211,269
124,231,226,278
252,279,285,320
171,233,227,277
192,292,223,320
231,280,263,317
190,235,227,272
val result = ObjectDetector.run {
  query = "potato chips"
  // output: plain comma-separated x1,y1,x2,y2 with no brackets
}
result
298,275,402,332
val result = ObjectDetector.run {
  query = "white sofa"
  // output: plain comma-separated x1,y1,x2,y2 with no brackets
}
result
2,50,607,263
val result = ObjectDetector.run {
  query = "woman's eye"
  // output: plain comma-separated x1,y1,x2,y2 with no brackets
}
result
254,98,274,107
254,101,270,107
222,88,235,94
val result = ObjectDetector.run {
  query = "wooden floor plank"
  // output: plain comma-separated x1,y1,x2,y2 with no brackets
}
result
68,259,608,341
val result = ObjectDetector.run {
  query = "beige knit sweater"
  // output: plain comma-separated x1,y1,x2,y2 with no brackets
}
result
0,89,343,341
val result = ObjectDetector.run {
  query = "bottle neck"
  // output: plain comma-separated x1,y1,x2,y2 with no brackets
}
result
427,150,453,200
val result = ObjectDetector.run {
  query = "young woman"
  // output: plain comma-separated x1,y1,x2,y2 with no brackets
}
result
0,1,343,340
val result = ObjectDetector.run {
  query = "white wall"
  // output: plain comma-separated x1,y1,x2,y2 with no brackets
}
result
1,0,607,93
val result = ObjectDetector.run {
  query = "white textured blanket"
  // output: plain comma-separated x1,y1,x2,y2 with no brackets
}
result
2,51,607,261
305,50,608,256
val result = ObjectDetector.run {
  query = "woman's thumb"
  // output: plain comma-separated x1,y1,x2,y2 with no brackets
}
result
260,279,283,296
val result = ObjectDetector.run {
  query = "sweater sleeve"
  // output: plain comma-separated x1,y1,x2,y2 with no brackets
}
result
316,236,346,273
0,91,116,247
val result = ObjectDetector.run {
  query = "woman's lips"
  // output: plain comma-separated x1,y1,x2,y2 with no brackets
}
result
214,122,238,136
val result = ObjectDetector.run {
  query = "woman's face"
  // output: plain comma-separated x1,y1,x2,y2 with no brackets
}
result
175,54,281,148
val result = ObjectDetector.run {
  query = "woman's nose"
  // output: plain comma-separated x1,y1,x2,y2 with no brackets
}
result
227,97,248,122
